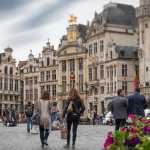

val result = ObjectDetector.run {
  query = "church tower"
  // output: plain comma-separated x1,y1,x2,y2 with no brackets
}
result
137,0,150,97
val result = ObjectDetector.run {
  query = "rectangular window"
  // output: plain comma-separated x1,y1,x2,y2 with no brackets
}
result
47,57,50,66
100,65,104,79
100,40,104,52
15,80,18,92
79,58,83,70
46,71,50,81
34,89,38,101
122,81,128,94
69,59,75,72
101,86,104,94
26,90,29,100
34,77,38,84
40,72,45,82
52,70,56,80
10,79,13,91
89,68,92,81
89,44,92,56
0,78,2,90
94,67,98,80
46,85,51,93
94,42,97,53
122,64,128,77
52,85,56,97
79,74,84,92
4,78,8,90
62,60,66,72
62,76,67,93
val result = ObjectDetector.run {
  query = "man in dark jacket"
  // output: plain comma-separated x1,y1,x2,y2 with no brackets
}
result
128,88,147,117
25,102,34,133
108,89,128,130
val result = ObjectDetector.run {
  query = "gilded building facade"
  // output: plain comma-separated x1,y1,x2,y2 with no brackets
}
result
0,48,23,114
137,0,150,99
57,16,88,112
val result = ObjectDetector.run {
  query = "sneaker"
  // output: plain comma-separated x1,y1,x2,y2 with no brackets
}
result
41,144,44,148
44,141,48,146
64,144,70,149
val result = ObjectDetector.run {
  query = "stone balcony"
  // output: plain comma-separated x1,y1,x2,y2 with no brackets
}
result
136,5,150,18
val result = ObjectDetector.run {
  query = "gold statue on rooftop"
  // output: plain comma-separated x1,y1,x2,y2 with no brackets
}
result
68,15,77,25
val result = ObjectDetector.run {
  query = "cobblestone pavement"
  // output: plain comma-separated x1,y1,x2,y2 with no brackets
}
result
0,124,114,150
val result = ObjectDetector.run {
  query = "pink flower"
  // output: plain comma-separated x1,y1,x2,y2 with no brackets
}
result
104,132,114,149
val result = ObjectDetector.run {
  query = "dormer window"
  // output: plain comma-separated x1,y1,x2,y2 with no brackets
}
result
120,51,125,57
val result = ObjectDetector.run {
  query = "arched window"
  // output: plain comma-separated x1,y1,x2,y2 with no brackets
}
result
4,66,8,74
10,67,13,75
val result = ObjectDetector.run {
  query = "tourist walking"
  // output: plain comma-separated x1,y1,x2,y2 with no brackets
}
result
25,102,33,133
108,89,128,130
62,88,85,149
38,91,51,148
128,88,147,117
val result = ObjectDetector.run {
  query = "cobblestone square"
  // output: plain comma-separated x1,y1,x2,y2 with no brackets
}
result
0,124,114,150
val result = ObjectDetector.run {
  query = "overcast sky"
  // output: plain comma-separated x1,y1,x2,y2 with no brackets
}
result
0,0,139,61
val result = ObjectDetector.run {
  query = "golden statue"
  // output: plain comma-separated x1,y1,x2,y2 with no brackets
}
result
68,15,77,25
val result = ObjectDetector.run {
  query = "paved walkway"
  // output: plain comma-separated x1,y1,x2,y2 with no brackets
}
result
0,124,114,150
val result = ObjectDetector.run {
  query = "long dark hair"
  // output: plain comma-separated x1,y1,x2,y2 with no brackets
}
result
68,88,81,100
41,91,50,101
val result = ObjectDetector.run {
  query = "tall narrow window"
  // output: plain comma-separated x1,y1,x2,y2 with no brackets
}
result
52,70,56,80
89,44,92,56
62,60,66,72
52,85,56,97
69,59,75,72
62,76,67,93
4,66,8,74
89,68,93,81
100,40,104,52
122,64,128,77
100,65,104,79
47,57,50,66
40,72,44,82
94,42,97,53
10,67,13,75
79,58,83,70
46,71,50,81
122,81,128,94
79,74,84,92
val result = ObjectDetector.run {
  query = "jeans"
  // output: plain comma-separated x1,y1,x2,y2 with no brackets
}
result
67,114,80,145
39,126,49,145
27,117,32,132
115,119,126,131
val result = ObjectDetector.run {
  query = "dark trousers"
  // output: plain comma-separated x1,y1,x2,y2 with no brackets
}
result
115,119,126,131
39,126,49,145
67,114,80,145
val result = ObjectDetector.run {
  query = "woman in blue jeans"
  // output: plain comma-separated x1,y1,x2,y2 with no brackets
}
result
38,91,51,148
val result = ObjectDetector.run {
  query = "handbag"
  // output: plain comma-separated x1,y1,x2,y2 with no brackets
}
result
60,119,67,139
